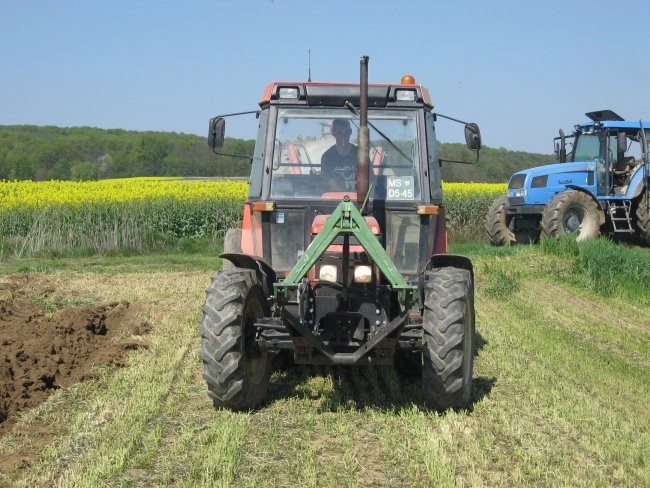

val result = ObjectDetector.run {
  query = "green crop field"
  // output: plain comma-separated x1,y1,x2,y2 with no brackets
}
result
0,240,648,487
0,178,506,258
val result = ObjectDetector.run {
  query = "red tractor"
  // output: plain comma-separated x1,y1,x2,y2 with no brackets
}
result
202,57,482,410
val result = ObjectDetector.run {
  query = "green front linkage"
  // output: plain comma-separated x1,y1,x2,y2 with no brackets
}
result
274,197,417,305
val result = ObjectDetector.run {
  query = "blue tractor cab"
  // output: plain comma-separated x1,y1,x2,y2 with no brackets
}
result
486,110,650,245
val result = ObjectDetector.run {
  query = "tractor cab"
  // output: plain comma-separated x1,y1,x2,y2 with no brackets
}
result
210,77,476,279
570,120,649,196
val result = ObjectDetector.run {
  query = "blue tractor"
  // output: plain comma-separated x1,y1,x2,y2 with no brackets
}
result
486,110,650,246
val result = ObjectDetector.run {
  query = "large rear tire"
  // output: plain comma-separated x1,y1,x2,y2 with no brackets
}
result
635,191,650,245
422,267,475,410
485,196,516,246
200,267,273,411
540,190,601,241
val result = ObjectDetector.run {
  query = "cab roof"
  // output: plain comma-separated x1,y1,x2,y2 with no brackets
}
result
581,110,649,129
259,80,433,109
579,120,650,130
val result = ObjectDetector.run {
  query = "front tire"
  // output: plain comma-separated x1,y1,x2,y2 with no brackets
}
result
485,196,516,246
541,190,602,241
200,267,273,411
422,267,475,410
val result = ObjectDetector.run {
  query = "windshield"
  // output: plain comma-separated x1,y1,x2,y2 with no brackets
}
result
573,129,650,163
572,133,601,162
270,108,421,200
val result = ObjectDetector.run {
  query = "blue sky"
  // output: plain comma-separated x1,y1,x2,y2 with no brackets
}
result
1,0,649,154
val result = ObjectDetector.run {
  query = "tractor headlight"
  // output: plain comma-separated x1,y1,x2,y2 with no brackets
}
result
354,265,372,283
395,89,416,101
278,87,299,99
508,189,527,198
319,265,337,282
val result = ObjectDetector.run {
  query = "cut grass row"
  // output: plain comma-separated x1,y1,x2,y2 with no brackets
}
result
0,240,647,486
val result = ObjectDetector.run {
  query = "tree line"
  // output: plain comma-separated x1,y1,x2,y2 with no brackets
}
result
0,125,555,182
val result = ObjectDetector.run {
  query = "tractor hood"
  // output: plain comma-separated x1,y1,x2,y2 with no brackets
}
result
509,161,596,185
507,161,598,206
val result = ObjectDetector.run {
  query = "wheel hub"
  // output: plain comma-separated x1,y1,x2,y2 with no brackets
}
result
564,210,582,233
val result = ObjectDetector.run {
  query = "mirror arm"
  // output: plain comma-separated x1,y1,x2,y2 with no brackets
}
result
439,151,480,166
212,110,261,118
435,112,470,125
435,112,481,151
211,149,253,161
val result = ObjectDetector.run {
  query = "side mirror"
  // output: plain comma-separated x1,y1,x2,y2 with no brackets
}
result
208,117,225,148
464,123,482,151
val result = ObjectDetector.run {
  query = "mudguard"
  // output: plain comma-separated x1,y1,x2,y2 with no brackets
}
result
219,252,277,298
426,254,474,283
564,185,606,225
565,185,599,205
624,164,650,199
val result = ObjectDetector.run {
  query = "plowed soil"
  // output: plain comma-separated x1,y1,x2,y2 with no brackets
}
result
0,274,151,432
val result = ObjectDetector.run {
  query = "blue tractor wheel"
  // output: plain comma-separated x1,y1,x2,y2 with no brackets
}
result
485,196,516,246
541,190,602,241
636,191,650,245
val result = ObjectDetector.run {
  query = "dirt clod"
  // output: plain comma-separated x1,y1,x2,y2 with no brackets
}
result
0,274,150,431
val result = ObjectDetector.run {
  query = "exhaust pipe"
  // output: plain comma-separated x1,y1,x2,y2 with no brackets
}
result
356,55,370,210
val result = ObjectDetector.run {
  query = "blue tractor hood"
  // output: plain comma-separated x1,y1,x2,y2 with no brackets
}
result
507,160,598,206
511,161,596,180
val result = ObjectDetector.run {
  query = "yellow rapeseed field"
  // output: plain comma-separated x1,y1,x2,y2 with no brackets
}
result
0,178,505,255
0,178,503,209
0,177,248,210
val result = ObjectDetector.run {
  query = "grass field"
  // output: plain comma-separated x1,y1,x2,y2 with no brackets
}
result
0,240,648,487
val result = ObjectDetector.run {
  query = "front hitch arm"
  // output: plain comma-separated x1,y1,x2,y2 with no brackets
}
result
273,196,417,306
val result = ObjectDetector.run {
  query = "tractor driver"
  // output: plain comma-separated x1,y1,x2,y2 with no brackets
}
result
320,118,357,191
612,155,636,185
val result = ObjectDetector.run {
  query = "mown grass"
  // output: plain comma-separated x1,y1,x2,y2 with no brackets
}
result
0,239,223,276
0,238,647,486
